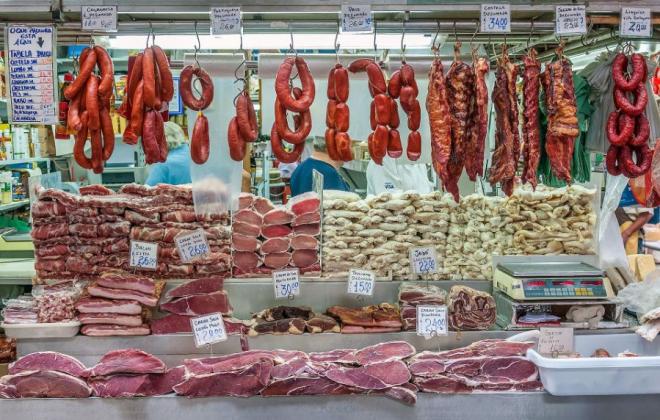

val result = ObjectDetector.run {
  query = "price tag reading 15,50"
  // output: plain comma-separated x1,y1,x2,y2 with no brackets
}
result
273,268,300,299
410,247,438,275
129,240,158,270
348,269,375,296
417,305,448,337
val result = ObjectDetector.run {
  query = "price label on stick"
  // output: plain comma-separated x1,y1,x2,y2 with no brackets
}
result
191,313,227,347
273,268,300,299
210,7,241,36
348,269,375,296
620,7,651,38
410,247,438,275
129,240,158,270
555,6,586,36
341,4,373,33
175,229,210,263
417,306,448,337
480,4,511,33
539,327,574,355
81,6,117,32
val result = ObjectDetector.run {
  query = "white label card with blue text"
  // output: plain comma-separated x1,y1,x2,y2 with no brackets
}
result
555,6,586,36
175,229,210,263
129,240,158,270
417,306,448,337
273,268,300,299
620,7,651,38
480,4,511,33
210,7,241,35
410,247,438,274
81,6,117,32
348,269,375,296
341,4,373,33
191,313,227,347
539,327,574,355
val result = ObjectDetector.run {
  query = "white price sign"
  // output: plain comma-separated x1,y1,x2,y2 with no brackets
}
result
410,247,438,274
347,269,375,296
210,7,241,35
191,313,227,347
416,305,448,337
81,6,117,32
129,240,158,270
620,7,651,38
341,5,373,33
481,4,511,33
539,327,574,355
273,268,300,299
555,6,587,36
175,229,210,263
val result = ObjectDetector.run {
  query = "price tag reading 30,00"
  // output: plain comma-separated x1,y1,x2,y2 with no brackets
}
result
417,306,448,337
410,247,438,275
273,268,300,299
129,240,158,270
348,269,375,296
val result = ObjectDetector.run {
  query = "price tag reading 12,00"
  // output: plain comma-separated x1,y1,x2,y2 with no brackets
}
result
348,269,375,296
174,229,210,263
417,306,448,337
410,247,438,275
129,240,158,270
191,313,227,347
273,268,300,299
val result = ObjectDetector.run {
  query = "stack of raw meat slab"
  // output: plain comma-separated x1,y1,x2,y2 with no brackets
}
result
232,192,321,277
398,283,447,331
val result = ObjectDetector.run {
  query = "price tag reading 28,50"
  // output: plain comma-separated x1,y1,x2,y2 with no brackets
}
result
410,247,438,275
273,268,300,299
174,229,210,263
417,305,448,337
348,269,375,296
129,240,158,270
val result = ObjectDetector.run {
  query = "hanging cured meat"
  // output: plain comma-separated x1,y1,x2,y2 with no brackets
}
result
228,86,258,162
180,65,214,164
325,63,352,161
67,45,115,174
391,62,421,161
606,52,651,179
464,54,489,181
521,48,541,189
426,58,452,195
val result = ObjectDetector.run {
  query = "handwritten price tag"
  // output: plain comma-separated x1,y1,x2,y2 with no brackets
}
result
348,269,375,296
175,229,210,263
620,7,651,38
273,268,300,299
417,306,448,337
210,7,241,35
81,6,117,32
481,4,510,33
191,313,227,347
555,6,586,36
341,4,373,33
539,327,574,355
129,240,158,270
410,247,438,275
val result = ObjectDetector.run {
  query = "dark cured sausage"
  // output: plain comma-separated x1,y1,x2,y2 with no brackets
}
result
236,93,258,142
74,112,92,169
630,114,650,147
142,47,158,109
179,65,214,111
388,71,401,98
94,46,114,100
607,111,635,146
612,53,647,92
90,129,103,174
275,57,315,113
606,145,622,176
333,66,349,103
373,94,390,125
270,124,304,164
191,113,210,164
407,131,421,161
99,102,115,161
373,125,388,161
154,111,168,163
85,76,100,131
347,58,373,73
274,98,311,145
228,117,246,162
387,129,403,158
334,132,353,161
389,99,400,129
327,99,338,128
334,103,349,132
325,128,342,161
151,45,174,102
142,110,161,164
64,48,97,100
123,80,144,145
67,91,83,131
365,63,386,95
620,145,652,177
614,84,648,117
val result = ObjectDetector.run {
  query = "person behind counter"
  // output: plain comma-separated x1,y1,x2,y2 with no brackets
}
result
289,136,349,196
145,122,192,186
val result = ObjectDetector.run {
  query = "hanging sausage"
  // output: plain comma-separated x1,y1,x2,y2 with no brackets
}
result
180,64,214,164
325,63,352,162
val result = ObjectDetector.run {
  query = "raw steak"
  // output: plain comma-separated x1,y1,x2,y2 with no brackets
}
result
250,318,306,336
413,374,542,393
399,283,447,306
89,366,185,397
238,192,254,209
447,285,496,330
174,359,272,397
290,234,318,250
379,383,418,405
151,314,247,335
263,208,294,226
69,223,98,238
309,349,359,364
88,285,158,307
88,349,166,377
234,209,263,226
98,221,131,237
355,341,416,365
9,352,87,378
164,277,224,300
306,314,340,333
184,350,276,375
233,251,261,271
263,252,291,269
409,355,538,382
81,324,150,336
262,377,355,396
327,304,402,328
293,223,320,236
160,290,232,316
261,224,292,238
254,305,313,321
232,233,260,252
0,383,18,398
253,196,275,215
79,313,144,327
0,370,92,398
32,200,66,217
292,249,318,267
125,209,160,224
292,212,321,226
97,270,156,295
32,224,68,240
162,210,197,223
79,184,114,195
288,192,320,215
325,360,411,390
261,237,290,254
130,226,165,242
409,340,534,362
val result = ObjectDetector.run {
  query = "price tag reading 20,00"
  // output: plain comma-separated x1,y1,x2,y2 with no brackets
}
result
130,240,158,270
348,269,375,296
410,247,438,275
273,268,300,299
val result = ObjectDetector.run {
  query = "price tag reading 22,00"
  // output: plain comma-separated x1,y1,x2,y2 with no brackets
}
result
273,268,300,299
348,269,375,296
410,247,438,275
129,240,158,270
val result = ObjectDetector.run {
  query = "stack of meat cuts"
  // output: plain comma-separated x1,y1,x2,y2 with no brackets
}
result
232,192,320,277
398,283,447,331
151,277,248,335
409,339,543,393
327,303,402,333
447,285,496,331
32,183,231,280
248,305,339,336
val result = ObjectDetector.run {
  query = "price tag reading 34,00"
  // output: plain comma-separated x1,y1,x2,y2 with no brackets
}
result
129,240,158,270
191,313,227,347
273,268,300,299
348,269,375,296
480,4,511,33
410,247,438,275
175,229,210,263
417,306,448,337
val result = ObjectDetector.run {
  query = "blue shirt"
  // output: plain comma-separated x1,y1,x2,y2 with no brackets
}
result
145,145,192,186
290,157,349,197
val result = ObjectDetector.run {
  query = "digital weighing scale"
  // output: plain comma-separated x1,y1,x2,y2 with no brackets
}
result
493,261,615,301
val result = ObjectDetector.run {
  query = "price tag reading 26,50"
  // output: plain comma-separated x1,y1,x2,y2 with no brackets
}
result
191,313,227,347
129,240,158,270
273,268,300,299
348,269,375,296
410,247,438,275
417,305,448,337
175,229,210,263
480,4,511,33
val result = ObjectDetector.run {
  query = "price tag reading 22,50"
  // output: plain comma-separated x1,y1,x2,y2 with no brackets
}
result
273,268,300,299
348,269,375,296
129,240,158,270
410,247,438,274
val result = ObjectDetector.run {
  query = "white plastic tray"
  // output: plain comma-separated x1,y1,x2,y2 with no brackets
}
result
1,321,80,339
520,332,660,395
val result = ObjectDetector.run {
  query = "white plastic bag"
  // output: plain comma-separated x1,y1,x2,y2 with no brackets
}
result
615,271,660,316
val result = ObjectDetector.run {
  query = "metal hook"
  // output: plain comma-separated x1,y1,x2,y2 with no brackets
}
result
373,19,378,60
432,21,441,54
146,21,154,48
335,20,341,64
193,21,201,69
401,20,406,62
453,21,458,43
527,19,534,49
239,22,244,51
288,22,296,56
233,59,248,93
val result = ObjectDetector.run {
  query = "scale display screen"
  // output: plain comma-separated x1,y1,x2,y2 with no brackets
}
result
522,278,606,298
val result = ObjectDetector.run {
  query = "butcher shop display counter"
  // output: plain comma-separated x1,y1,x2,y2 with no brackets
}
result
0,258,35,285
